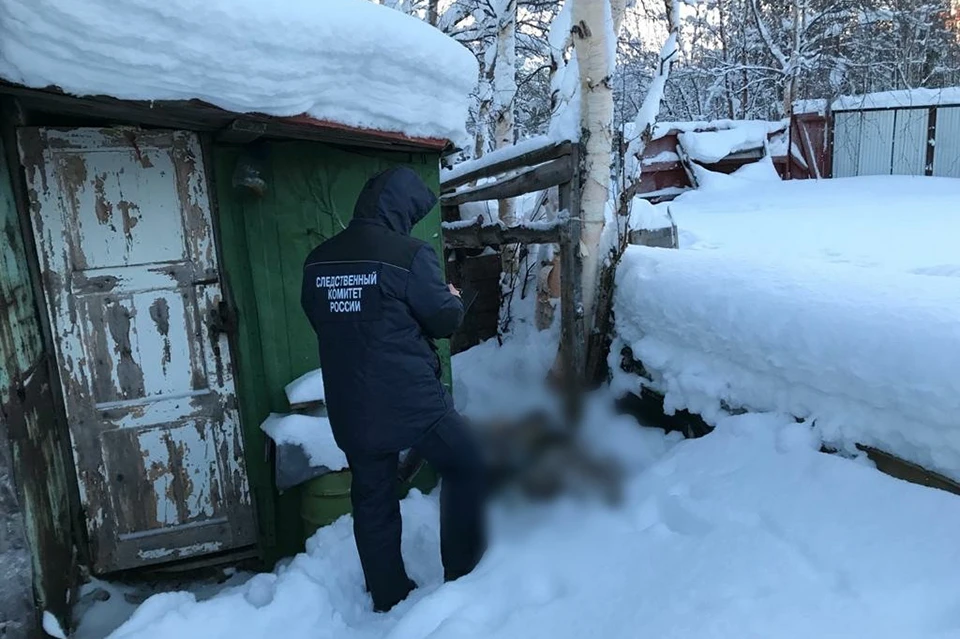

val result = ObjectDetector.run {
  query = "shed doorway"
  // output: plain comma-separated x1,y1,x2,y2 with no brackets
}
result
19,127,255,573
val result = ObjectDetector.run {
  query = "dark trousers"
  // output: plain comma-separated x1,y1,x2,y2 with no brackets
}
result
347,411,487,611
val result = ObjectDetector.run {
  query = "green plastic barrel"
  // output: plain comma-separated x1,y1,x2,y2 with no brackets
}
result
300,463,440,543
300,470,353,540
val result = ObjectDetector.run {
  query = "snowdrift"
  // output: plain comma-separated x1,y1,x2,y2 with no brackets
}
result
0,0,478,142
667,174,960,276
613,246,960,480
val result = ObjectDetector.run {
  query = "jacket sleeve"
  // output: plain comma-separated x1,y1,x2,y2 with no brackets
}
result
406,244,464,339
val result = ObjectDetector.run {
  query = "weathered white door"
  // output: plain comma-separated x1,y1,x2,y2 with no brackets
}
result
19,128,255,573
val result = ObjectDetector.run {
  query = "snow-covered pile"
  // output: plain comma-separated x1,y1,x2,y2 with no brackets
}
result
678,125,769,164
99,404,960,639
624,119,786,164
260,412,347,472
0,0,478,142
618,170,960,478
613,246,960,480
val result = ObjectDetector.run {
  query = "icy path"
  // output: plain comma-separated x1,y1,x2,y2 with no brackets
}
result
99,400,960,639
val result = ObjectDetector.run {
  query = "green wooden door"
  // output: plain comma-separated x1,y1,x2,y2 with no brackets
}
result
212,141,448,563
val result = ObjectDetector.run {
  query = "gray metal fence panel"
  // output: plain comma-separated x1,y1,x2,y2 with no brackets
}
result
891,108,927,175
832,112,861,177
857,110,896,175
933,106,960,178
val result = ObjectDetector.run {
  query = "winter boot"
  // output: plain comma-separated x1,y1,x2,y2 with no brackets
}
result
372,578,417,613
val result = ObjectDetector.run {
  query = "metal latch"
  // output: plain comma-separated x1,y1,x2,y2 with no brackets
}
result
208,301,237,335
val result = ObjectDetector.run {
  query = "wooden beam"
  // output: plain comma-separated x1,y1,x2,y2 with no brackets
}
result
856,444,960,497
441,141,574,192
0,82,447,153
216,119,267,144
441,220,562,249
441,156,575,206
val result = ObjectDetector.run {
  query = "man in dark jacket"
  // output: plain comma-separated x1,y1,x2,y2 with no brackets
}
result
301,167,486,613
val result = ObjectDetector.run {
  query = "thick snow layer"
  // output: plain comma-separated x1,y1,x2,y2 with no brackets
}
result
98,402,960,639
73,575,253,639
648,118,786,141
833,86,960,111
441,136,555,185
261,412,347,472
668,173,960,276
285,369,325,406
0,0,478,142
613,246,960,480
679,125,770,163
627,197,674,232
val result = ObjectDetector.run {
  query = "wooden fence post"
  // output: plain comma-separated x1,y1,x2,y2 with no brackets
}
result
558,148,584,426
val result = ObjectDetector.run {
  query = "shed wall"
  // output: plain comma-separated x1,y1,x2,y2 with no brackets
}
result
212,141,446,562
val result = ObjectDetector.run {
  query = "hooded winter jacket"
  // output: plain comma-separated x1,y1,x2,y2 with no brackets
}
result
301,167,464,454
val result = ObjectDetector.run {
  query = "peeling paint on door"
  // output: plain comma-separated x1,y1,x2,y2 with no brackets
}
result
18,127,255,573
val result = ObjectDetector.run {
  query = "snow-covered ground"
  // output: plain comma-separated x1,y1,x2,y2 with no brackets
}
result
84,393,960,639
72,157,960,639
81,305,960,639
667,163,960,277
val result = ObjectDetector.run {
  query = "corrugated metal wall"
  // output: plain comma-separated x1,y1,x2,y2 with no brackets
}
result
891,109,927,175
934,107,960,178
856,110,895,175
831,105,960,178
832,112,861,178
212,141,445,563
0,134,78,637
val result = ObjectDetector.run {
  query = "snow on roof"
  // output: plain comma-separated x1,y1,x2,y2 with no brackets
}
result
793,98,828,115
831,86,960,112
678,127,769,164
0,0,478,143
648,118,787,140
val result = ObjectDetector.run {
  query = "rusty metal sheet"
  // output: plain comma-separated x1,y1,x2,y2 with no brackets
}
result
18,127,255,573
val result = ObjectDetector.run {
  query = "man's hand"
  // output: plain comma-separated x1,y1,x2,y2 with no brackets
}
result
447,283,462,298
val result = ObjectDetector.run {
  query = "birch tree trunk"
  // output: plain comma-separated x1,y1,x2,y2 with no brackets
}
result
572,0,616,330
583,0,680,383
535,0,575,332
783,0,805,116
494,0,520,274
475,52,493,159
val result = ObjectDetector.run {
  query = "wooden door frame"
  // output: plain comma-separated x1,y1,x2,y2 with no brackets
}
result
0,98,87,563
